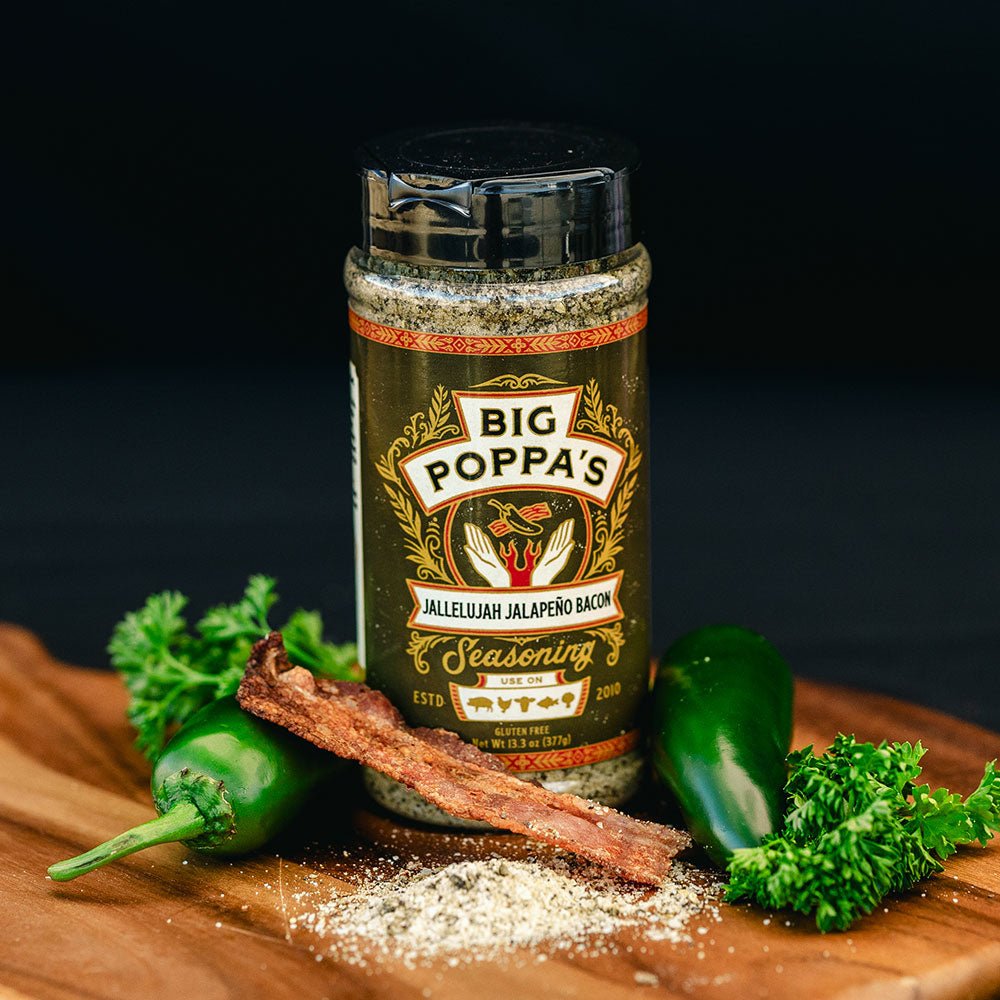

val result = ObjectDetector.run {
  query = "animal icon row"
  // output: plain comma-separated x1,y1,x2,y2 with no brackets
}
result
465,691,576,714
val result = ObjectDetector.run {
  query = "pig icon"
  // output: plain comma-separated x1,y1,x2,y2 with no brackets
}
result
466,696,494,713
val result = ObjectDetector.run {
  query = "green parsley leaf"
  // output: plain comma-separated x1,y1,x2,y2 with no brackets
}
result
725,735,1000,932
196,573,277,647
108,576,359,760
281,608,359,679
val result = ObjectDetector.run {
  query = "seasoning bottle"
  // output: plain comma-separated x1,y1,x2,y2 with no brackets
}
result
346,124,651,825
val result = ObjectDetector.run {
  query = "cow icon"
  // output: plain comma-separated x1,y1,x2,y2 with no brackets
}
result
514,696,534,713
467,696,494,713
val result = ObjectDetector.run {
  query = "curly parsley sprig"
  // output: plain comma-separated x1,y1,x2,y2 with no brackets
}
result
108,575,359,759
725,735,1000,932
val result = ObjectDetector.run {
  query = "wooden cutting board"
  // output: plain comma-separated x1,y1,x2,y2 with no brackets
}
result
0,624,997,1000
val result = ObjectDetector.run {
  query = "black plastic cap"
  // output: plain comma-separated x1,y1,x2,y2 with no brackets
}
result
356,123,639,269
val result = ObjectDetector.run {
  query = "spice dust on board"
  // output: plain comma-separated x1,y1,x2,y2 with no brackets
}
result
287,852,723,970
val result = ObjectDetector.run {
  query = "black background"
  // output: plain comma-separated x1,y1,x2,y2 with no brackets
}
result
3,3,999,730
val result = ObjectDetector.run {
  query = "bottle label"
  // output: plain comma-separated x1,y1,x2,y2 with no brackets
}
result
350,307,649,772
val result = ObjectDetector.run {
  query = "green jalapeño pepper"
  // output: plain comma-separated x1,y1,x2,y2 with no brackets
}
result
650,625,793,868
48,696,338,881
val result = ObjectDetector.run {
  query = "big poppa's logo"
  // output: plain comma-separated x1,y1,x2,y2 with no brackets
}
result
399,390,626,512
374,374,642,715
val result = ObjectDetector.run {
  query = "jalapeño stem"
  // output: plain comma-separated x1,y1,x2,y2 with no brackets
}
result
47,802,206,882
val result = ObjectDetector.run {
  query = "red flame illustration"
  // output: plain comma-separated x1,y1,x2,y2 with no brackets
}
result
499,540,541,587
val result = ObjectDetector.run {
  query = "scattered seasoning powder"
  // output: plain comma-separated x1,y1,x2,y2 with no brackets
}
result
289,856,721,968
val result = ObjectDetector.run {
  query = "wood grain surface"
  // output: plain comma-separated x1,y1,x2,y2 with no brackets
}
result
0,623,997,1000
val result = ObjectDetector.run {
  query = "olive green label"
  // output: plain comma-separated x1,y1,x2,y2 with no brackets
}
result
350,310,649,771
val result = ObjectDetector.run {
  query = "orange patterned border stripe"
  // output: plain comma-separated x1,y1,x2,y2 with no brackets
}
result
349,306,647,356
493,729,641,773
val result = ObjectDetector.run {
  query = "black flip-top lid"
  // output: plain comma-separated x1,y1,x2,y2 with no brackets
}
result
356,123,639,269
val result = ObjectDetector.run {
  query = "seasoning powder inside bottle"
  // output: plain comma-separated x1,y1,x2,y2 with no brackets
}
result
346,123,651,825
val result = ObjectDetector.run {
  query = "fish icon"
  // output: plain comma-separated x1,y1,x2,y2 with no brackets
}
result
536,696,560,709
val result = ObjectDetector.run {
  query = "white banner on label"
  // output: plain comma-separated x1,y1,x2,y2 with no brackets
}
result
408,572,623,635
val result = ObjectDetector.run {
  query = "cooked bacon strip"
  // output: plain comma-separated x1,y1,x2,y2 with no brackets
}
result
238,633,690,885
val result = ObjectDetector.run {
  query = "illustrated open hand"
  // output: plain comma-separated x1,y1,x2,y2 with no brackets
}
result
531,519,575,586
463,523,510,587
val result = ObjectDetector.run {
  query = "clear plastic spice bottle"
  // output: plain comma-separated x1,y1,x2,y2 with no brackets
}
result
346,124,651,825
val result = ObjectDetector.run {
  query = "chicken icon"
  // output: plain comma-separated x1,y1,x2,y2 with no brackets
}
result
464,519,575,588
497,697,512,714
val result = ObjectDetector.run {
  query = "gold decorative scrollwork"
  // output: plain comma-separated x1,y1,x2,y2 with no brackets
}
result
375,385,459,583
575,379,643,578
470,373,567,389
585,623,625,667
406,631,454,675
